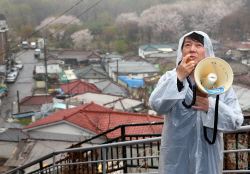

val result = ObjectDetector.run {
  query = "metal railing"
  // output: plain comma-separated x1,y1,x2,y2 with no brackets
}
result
4,124,250,174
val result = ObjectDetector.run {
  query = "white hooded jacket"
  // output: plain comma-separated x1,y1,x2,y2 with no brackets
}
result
149,31,243,174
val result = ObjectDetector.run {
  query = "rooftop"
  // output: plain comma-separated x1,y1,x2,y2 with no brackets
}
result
93,80,127,96
139,44,177,51
59,79,101,94
108,61,160,73
65,92,142,111
20,95,54,105
118,76,145,88
23,102,164,139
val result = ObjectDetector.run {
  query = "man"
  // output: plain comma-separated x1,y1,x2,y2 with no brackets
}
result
149,31,243,174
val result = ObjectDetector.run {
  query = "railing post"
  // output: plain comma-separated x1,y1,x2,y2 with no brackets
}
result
102,148,107,174
53,154,56,174
236,133,239,170
121,125,127,173
39,161,43,174
248,133,250,169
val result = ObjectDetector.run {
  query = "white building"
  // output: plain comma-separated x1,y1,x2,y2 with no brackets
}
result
35,60,64,74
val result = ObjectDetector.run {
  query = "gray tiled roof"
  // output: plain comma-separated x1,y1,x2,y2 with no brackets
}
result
74,65,108,78
0,129,28,142
93,80,128,96
108,61,160,73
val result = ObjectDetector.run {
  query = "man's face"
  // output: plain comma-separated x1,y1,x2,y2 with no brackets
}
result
182,37,205,66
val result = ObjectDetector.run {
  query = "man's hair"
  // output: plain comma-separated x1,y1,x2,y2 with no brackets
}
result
181,32,204,51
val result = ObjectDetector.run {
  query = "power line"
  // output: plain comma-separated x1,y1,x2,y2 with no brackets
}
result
2,0,102,59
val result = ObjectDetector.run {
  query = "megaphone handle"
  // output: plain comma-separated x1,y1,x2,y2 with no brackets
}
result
204,95,219,144
182,84,197,108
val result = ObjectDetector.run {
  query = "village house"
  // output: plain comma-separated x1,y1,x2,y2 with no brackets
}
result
35,60,64,74
104,52,125,63
65,92,143,112
93,79,128,97
123,55,148,62
58,69,78,84
21,102,163,141
107,61,160,82
50,50,102,68
117,76,145,97
74,65,109,83
138,44,177,59
59,79,101,95
19,95,54,113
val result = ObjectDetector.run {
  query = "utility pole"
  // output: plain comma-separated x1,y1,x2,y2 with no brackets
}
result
44,35,48,94
17,90,20,113
116,60,118,82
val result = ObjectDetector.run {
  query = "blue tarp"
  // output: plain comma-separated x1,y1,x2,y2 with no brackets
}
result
58,88,65,94
118,76,145,88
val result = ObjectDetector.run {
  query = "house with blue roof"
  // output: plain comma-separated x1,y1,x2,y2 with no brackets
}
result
138,44,177,58
117,76,145,96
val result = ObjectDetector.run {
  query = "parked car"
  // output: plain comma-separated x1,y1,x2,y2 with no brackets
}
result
30,42,36,49
6,72,17,82
10,67,19,76
22,41,29,49
14,60,23,70
34,49,41,58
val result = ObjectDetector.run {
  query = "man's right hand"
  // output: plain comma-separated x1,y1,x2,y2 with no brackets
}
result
176,54,195,82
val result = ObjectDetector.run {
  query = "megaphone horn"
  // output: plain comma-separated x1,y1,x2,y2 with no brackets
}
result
194,57,233,95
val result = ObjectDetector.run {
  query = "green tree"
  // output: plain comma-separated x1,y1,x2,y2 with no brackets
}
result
20,25,34,40
102,26,117,52
114,40,126,54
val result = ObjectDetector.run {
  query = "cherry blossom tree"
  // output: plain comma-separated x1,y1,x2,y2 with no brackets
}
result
70,29,93,50
48,28,65,41
139,4,185,43
138,0,245,43
35,15,82,31
181,0,245,36
115,12,139,43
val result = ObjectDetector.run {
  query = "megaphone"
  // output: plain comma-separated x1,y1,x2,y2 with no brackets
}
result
182,57,233,144
194,57,233,95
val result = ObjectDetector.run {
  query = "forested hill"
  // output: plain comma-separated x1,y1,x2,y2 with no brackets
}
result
3,0,179,29
1,0,249,49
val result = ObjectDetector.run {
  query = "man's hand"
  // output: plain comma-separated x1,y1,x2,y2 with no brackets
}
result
192,94,209,112
176,54,195,81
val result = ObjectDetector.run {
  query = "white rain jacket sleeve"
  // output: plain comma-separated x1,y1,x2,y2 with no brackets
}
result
149,68,189,115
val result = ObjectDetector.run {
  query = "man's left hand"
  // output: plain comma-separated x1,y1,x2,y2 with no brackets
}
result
192,96,209,112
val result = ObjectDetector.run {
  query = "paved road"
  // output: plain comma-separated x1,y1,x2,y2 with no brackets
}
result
0,50,36,128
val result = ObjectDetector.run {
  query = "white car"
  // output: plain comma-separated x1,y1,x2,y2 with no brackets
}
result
6,72,17,82
34,49,41,58
30,42,36,49
10,67,19,76
14,60,23,70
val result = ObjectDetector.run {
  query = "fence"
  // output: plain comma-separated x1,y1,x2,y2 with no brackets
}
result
4,124,250,174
